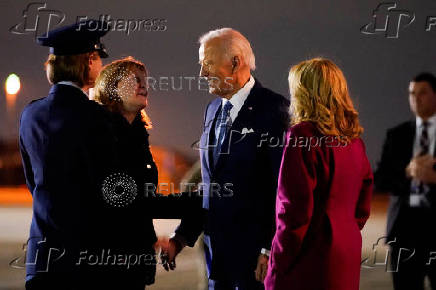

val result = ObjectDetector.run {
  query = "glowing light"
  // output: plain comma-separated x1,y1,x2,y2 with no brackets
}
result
5,74,20,95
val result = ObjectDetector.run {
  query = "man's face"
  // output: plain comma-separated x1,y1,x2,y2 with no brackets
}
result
88,52,103,85
409,81,436,119
199,39,235,97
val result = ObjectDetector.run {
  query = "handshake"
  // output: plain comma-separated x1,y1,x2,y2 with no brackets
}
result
153,235,270,282
154,235,184,271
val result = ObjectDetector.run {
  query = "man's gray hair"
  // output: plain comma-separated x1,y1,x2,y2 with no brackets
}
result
199,28,256,71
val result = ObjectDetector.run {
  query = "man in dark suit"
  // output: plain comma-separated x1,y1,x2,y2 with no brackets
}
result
19,20,127,289
162,28,289,289
375,72,436,289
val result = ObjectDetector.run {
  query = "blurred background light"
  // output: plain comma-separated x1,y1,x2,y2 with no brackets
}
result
5,73,20,95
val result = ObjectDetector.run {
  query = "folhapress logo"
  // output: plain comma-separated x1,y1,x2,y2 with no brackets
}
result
9,2,65,39
361,2,415,38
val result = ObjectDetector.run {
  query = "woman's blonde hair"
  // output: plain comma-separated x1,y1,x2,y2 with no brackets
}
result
94,56,152,128
288,58,363,141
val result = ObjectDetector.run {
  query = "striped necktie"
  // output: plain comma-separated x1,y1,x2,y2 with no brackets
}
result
213,101,233,166
419,121,429,156
416,121,430,195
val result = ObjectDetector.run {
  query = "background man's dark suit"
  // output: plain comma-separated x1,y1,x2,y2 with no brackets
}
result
175,80,289,287
375,120,436,288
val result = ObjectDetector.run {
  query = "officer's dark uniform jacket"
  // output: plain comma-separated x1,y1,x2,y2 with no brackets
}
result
19,83,158,285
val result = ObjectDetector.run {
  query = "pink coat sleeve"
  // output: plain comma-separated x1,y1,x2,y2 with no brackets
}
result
269,129,318,275
355,142,373,230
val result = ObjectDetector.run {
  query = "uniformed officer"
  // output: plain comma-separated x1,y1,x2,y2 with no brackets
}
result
19,20,121,289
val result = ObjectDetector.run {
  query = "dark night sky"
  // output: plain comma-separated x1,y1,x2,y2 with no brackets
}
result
1,0,436,167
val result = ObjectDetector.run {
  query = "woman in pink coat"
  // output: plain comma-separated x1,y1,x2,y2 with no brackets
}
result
264,58,373,290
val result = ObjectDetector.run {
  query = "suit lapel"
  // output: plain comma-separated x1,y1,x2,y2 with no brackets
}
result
203,100,221,176
406,120,416,160
213,81,261,174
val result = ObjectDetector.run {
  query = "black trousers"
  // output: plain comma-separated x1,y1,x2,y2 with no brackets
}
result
390,245,436,290
208,276,264,290
390,208,436,290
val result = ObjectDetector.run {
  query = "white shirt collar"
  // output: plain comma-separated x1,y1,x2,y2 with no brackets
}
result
222,75,255,122
416,114,436,128
57,81,89,97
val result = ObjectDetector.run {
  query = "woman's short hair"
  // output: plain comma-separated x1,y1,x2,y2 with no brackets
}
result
94,56,146,114
45,52,95,87
288,58,363,141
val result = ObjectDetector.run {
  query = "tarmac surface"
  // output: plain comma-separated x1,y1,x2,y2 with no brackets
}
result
0,192,432,289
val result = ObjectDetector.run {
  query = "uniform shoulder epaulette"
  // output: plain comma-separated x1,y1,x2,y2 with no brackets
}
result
29,97,45,104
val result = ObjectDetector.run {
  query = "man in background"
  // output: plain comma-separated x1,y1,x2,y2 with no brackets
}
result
375,72,436,289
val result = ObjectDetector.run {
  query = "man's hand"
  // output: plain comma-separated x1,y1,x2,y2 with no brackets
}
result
161,237,184,271
406,154,436,184
406,154,432,178
154,236,169,251
255,253,269,282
